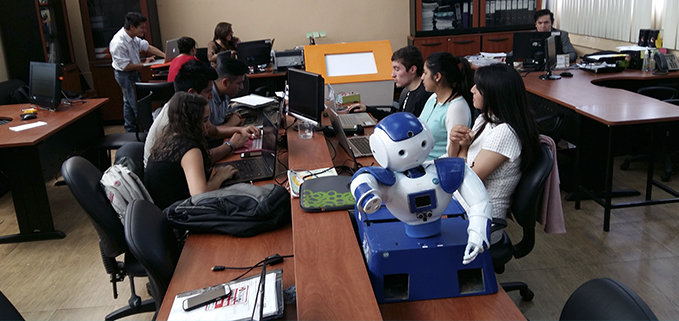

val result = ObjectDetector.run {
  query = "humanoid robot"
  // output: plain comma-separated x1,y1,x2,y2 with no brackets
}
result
351,112,492,264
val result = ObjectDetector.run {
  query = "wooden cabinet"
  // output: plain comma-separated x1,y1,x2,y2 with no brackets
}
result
78,0,161,122
409,0,541,58
410,35,481,58
0,0,79,90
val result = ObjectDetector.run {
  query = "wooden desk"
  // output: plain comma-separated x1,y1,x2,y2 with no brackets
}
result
0,98,108,243
524,69,679,231
157,116,525,320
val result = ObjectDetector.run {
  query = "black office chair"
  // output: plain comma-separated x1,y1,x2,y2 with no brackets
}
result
115,141,145,180
490,142,554,301
621,87,679,179
195,47,209,64
97,91,153,166
560,278,658,320
61,156,155,320
125,199,181,318
135,81,176,107
0,291,24,321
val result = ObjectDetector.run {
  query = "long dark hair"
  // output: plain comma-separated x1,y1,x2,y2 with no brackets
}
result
425,52,474,111
213,22,237,51
152,92,211,167
472,63,541,172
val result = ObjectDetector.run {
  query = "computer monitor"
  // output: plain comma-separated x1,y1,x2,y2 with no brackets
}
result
287,68,324,127
236,39,273,73
539,35,562,80
29,61,62,110
512,31,551,63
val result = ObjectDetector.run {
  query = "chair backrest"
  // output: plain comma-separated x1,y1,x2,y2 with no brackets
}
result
125,199,181,311
560,278,658,320
61,156,127,258
136,91,154,134
135,81,175,106
195,47,209,64
637,86,678,101
509,142,554,259
0,290,24,321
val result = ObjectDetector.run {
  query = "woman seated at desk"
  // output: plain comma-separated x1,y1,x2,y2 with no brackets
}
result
208,22,239,68
448,63,541,244
145,92,238,209
167,37,199,82
419,52,475,160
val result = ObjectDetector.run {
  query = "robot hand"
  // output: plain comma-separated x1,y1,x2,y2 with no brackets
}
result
350,173,383,214
457,164,492,264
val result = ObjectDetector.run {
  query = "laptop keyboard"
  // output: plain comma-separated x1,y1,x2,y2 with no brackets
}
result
228,159,270,179
348,136,372,156
339,113,375,127
0,119,10,126
251,137,262,150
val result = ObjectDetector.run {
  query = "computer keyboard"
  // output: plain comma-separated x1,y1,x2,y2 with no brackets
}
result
0,119,10,126
348,136,372,156
577,62,624,74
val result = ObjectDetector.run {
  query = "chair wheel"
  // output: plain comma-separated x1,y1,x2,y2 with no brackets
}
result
620,162,630,170
661,172,671,182
520,288,534,301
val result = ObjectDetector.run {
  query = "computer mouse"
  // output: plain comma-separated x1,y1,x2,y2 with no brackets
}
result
347,107,359,113
560,72,573,77
21,113,37,121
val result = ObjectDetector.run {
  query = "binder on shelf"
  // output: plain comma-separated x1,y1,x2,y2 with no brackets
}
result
462,2,469,29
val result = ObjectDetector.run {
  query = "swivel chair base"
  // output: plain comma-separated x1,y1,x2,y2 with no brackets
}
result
501,281,534,301
105,299,155,321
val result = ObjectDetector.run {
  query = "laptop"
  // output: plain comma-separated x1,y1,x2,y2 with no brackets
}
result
241,99,284,129
217,116,278,186
142,38,180,66
327,83,376,129
326,90,373,159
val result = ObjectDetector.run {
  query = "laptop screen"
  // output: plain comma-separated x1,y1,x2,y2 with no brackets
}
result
326,90,357,161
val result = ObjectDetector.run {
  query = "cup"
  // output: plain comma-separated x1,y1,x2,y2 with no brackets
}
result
298,121,314,140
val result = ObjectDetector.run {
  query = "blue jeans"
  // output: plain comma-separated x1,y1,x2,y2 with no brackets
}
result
114,70,141,132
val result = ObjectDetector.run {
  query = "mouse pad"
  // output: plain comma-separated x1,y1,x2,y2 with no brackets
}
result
299,175,355,212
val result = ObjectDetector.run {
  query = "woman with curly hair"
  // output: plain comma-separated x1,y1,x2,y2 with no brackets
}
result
207,22,240,68
145,91,237,209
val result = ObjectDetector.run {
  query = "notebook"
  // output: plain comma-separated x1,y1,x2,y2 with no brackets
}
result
326,93,373,158
327,83,376,129
217,116,278,186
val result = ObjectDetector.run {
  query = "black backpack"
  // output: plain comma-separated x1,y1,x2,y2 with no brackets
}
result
164,183,291,237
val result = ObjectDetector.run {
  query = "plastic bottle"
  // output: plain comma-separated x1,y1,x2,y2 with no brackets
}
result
649,48,656,72
642,49,650,72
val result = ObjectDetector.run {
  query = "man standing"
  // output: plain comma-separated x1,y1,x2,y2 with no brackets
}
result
110,12,165,132
347,46,432,120
534,9,577,62
209,55,250,128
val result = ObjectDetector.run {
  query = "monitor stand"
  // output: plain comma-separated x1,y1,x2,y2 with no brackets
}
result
539,72,562,80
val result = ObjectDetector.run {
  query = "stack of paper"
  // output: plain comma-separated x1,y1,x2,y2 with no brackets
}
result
231,94,277,109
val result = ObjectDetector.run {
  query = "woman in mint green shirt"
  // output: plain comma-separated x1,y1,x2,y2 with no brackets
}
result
419,52,475,160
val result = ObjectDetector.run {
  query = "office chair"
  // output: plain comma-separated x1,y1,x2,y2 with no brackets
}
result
115,141,145,180
490,142,554,301
97,91,153,165
560,278,658,320
0,291,23,321
620,87,679,180
61,156,155,320
195,48,209,64
135,81,176,108
125,199,181,318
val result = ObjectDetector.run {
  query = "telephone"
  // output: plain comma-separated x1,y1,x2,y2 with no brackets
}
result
653,51,679,73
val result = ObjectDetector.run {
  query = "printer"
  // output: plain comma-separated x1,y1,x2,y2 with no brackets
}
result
273,48,304,71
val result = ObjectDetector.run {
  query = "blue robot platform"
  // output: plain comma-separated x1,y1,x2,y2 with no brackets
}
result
354,202,498,303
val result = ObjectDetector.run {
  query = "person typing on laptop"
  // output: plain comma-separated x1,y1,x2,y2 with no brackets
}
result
109,12,165,133
145,92,238,210
347,46,432,120
144,60,257,166
209,56,256,130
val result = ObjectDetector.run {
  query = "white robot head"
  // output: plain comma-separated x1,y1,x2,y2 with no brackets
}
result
369,112,434,172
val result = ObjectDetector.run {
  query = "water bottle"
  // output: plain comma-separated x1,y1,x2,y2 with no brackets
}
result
642,49,651,72
649,49,657,71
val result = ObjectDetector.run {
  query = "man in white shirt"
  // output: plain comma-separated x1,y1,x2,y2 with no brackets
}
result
109,12,165,132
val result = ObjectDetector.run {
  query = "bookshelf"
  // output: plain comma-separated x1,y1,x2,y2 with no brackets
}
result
409,0,543,56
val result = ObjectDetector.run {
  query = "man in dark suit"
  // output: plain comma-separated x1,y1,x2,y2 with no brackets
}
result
535,9,578,62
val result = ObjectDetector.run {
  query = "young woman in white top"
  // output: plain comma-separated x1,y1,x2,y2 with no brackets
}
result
419,52,475,160
448,63,541,243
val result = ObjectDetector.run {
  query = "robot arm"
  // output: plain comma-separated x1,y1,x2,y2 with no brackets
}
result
457,163,492,265
351,174,383,214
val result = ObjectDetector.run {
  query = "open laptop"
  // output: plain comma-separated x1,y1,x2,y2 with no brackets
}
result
326,89,373,158
327,83,376,129
217,116,278,186
142,38,180,66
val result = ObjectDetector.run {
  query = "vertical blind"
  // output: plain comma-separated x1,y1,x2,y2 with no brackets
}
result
547,0,678,50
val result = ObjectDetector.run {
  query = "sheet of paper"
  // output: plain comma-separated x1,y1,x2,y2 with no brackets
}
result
168,271,279,321
231,94,277,108
480,52,507,58
9,121,47,132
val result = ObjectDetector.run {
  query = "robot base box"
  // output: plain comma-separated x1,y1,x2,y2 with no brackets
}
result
355,206,498,303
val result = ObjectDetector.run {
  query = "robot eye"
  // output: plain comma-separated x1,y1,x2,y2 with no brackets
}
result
407,131,414,137
421,140,426,148
398,149,406,157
